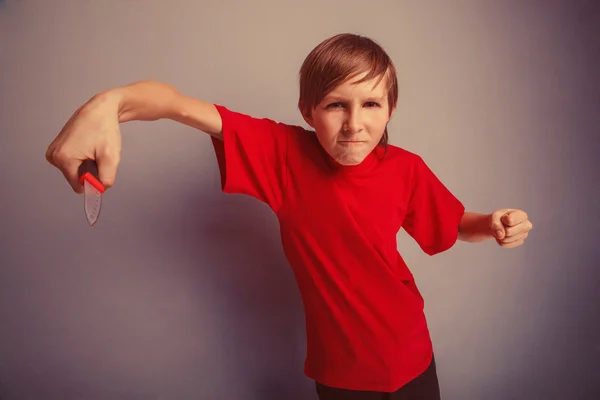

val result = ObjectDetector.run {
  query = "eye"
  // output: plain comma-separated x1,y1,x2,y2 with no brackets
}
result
364,101,381,108
326,102,345,109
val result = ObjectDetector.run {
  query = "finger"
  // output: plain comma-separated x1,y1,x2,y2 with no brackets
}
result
47,146,85,194
45,145,55,165
496,238,525,249
500,231,529,244
489,209,509,240
504,221,533,238
501,210,528,227
63,159,85,194
45,141,64,167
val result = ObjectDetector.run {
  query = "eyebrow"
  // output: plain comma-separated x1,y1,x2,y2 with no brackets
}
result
322,95,386,103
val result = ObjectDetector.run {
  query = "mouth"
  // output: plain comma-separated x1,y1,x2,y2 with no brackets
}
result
338,140,366,146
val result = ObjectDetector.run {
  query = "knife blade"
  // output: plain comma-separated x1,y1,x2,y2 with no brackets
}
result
77,159,105,226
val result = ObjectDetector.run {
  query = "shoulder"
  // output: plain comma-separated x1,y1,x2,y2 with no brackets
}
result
216,105,313,135
379,145,441,189
215,104,296,131
381,144,426,169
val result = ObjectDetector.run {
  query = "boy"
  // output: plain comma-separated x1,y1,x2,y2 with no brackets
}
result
45,33,533,399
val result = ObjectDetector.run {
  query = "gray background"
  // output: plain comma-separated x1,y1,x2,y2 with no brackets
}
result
1,0,599,399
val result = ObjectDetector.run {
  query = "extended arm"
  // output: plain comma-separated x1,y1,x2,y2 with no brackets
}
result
114,80,223,139
458,209,533,248
46,80,222,193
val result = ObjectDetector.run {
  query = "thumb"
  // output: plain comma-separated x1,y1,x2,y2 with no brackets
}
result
96,151,120,189
489,209,509,240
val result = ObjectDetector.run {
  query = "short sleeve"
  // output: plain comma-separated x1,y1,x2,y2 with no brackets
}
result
401,156,465,256
210,105,288,212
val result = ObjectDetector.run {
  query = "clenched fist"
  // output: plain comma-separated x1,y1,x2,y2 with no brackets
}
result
489,209,533,248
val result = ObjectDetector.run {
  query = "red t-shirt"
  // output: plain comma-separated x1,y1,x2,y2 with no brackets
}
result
210,105,465,392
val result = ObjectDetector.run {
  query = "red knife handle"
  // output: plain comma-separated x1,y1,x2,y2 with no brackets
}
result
78,159,105,194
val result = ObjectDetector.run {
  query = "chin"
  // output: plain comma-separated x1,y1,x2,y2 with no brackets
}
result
334,152,367,166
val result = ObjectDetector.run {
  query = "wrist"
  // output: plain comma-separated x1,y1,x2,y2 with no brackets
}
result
484,213,494,235
85,88,123,118
78,89,121,123
459,212,495,243
102,87,128,122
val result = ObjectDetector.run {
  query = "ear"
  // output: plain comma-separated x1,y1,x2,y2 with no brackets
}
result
299,101,314,128
387,105,397,123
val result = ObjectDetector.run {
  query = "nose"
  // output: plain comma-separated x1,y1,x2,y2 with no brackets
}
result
343,107,364,134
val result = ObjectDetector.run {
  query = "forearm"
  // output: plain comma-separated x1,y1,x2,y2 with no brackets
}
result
458,212,494,243
96,80,223,139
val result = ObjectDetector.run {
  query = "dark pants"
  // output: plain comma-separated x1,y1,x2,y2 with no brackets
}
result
315,356,441,400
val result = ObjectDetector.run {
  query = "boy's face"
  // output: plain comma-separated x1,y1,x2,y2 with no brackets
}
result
303,72,394,166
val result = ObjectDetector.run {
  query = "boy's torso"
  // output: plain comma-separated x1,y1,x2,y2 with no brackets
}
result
275,128,433,391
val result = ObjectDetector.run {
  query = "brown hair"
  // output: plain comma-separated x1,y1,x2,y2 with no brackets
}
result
298,33,398,146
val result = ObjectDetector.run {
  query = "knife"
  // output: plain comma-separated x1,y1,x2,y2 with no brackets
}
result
77,159,105,226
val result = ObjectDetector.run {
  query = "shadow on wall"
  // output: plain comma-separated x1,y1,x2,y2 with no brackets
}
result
166,184,313,400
